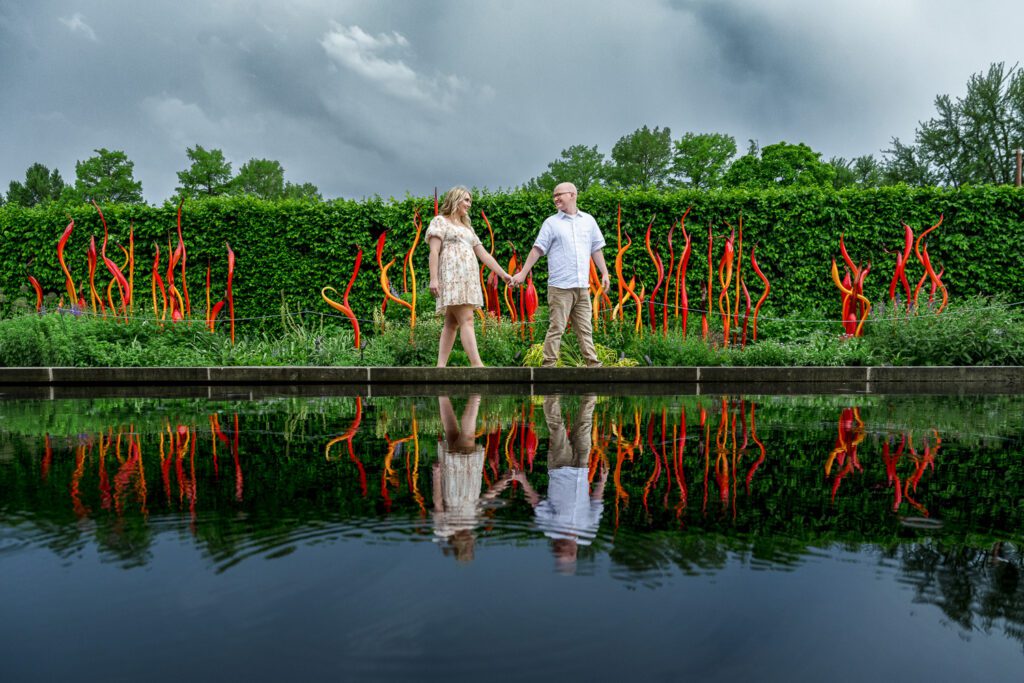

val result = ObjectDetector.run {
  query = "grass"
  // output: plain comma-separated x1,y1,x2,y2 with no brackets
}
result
0,296,1021,367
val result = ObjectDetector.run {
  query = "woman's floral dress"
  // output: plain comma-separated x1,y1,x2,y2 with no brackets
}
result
426,215,484,313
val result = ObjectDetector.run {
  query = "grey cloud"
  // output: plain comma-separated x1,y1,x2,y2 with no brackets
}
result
2,0,1022,203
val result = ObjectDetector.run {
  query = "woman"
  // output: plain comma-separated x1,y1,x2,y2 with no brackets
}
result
432,395,515,562
427,186,510,367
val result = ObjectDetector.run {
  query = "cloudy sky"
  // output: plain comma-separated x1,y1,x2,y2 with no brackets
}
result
2,0,1021,203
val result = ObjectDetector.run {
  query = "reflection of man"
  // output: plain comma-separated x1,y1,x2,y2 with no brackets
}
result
514,394,607,572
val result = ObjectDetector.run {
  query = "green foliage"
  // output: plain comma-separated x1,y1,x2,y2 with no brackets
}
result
863,297,1024,366
520,334,636,367
524,144,608,192
830,155,883,189
881,137,936,186
232,158,286,199
2,185,1024,356
608,125,674,189
916,62,1024,186
671,132,737,189
283,181,322,201
723,141,836,188
359,314,526,367
620,331,720,366
7,163,66,207
176,145,233,198
70,148,144,204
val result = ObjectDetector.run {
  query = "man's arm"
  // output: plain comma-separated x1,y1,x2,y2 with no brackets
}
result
511,246,544,287
591,250,611,293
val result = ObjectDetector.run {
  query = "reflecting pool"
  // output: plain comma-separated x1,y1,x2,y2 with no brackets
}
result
1,393,1022,680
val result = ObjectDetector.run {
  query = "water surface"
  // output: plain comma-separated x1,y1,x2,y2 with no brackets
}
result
1,393,1022,681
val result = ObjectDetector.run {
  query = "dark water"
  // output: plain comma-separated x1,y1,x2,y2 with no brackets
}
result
1,393,1022,681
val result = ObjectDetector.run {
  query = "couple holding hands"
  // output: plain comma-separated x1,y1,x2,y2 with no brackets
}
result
427,182,612,368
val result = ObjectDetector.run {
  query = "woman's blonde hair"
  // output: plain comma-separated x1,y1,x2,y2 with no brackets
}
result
439,186,472,228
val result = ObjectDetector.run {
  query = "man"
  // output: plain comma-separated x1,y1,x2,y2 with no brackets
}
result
513,394,607,574
511,182,611,367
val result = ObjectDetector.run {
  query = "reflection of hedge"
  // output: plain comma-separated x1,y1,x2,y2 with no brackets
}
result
3,186,1024,330
4,395,1024,549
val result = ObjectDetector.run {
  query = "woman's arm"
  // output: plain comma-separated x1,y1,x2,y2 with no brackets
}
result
428,236,442,296
473,244,511,283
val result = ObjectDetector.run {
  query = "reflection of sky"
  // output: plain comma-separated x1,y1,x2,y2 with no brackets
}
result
2,538,1021,680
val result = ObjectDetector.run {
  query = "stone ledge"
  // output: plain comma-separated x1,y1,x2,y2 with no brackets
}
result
0,366,1021,390
699,366,869,383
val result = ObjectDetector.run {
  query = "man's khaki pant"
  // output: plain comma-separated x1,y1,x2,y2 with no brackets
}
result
543,287,601,367
543,395,597,469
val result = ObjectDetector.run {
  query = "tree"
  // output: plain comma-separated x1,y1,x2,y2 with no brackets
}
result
829,157,857,189
671,132,737,189
7,163,66,206
608,125,673,189
881,137,935,186
830,155,883,189
916,61,1024,186
851,155,883,187
176,145,232,198
232,158,286,199
283,181,322,201
72,148,144,204
722,141,835,189
525,144,608,192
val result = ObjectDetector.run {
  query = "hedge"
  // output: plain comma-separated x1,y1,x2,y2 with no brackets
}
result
1,186,1023,334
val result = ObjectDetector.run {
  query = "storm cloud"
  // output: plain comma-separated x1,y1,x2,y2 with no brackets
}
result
1,0,1020,202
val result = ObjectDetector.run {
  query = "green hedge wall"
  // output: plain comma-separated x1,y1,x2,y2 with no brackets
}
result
2,186,1023,332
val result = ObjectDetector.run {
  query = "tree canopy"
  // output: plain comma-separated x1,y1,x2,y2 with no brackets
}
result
525,144,608,192
70,148,144,204
7,163,66,207
671,132,737,189
176,145,233,198
916,61,1024,186
723,141,835,188
608,125,674,189
232,158,286,199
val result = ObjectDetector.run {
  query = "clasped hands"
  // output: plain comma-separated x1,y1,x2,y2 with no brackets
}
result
507,270,527,288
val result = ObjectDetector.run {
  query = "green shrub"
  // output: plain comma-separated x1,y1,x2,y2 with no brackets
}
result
520,333,637,367
863,297,1024,365
2,296,1021,368
4,186,1024,343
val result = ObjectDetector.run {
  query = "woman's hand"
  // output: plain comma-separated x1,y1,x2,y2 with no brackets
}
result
429,279,440,297
500,270,513,285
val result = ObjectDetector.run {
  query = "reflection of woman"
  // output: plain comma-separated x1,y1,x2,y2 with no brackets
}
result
427,186,511,367
432,395,513,562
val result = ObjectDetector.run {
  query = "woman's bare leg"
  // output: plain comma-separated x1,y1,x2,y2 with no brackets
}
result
438,396,459,443
460,394,481,434
454,305,484,367
437,307,459,367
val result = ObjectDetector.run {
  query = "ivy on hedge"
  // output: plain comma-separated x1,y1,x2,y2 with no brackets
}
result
2,186,1022,332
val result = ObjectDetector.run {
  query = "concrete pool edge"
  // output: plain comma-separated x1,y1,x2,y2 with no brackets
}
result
0,365,1021,398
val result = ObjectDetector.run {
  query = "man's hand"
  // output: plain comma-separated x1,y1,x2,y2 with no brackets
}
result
600,271,610,293
510,271,527,288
